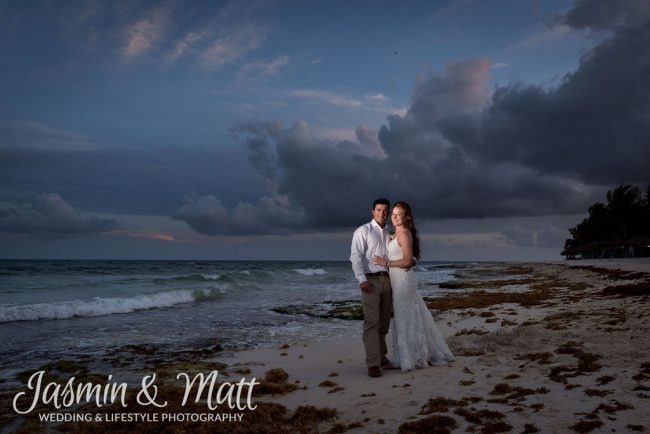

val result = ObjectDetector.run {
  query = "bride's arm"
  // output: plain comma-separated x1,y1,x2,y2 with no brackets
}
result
386,231,413,268
371,231,414,269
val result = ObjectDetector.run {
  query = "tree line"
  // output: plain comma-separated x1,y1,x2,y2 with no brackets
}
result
562,184,650,259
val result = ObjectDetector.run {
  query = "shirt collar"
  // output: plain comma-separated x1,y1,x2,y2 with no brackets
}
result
370,219,387,231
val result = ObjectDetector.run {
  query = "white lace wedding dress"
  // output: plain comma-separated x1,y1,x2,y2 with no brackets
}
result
388,238,455,371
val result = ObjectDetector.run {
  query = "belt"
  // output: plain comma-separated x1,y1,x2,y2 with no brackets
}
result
365,271,389,277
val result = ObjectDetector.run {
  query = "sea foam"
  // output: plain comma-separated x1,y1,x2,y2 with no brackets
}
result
0,288,214,323
293,268,327,276
200,273,221,281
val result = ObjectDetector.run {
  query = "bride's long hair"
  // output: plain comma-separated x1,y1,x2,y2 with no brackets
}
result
393,201,420,260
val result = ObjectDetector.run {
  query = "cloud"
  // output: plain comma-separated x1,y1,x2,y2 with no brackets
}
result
174,119,395,235
240,55,289,77
0,193,121,234
505,23,571,53
201,23,267,70
429,0,479,24
167,31,208,61
0,142,264,217
355,125,385,158
0,120,98,152
123,5,170,58
366,93,388,103
173,193,306,236
289,88,400,115
117,231,178,241
6,1,646,242
166,3,273,68
289,88,364,109
175,53,616,236
79,0,99,22
0,1,270,73
379,59,493,155
440,22,650,185
223,77,593,233
556,0,650,32
508,0,650,55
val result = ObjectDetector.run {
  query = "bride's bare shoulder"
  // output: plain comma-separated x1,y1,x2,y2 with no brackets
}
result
397,229,412,243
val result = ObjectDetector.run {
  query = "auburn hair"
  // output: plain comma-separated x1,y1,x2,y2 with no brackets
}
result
393,201,420,260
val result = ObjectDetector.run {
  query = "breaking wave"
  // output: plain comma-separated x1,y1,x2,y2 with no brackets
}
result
293,268,327,276
0,288,223,323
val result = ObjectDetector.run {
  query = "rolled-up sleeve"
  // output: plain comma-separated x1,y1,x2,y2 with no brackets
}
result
350,227,367,284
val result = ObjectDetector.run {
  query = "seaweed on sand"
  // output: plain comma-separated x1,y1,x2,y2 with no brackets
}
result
253,368,299,396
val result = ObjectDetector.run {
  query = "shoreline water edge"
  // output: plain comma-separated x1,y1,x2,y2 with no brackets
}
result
1,259,649,433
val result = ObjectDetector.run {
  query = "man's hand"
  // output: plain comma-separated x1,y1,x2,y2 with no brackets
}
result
405,258,416,272
360,281,373,294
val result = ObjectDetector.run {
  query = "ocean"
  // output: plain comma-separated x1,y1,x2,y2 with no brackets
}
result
0,259,461,384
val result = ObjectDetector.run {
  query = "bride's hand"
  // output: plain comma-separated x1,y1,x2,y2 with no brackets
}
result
372,255,389,266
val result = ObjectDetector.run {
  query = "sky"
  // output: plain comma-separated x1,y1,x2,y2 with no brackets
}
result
1,0,649,261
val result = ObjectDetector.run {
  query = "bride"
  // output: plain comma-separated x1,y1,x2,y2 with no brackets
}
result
373,201,454,371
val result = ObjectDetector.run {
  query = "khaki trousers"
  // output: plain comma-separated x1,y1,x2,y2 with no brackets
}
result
361,275,392,368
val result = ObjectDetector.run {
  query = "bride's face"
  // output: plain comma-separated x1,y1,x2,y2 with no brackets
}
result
391,207,405,227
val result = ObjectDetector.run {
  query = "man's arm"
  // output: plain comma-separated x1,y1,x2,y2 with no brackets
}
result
350,226,368,285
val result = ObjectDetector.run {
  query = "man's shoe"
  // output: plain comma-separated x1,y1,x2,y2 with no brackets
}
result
368,366,381,377
381,358,399,370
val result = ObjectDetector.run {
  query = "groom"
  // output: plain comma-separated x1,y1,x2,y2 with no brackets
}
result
350,198,399,377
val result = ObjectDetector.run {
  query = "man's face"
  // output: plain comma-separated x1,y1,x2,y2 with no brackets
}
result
372,204,389,226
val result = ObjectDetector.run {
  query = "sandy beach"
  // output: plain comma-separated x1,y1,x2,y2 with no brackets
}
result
218,260,650,433
2,260,649,433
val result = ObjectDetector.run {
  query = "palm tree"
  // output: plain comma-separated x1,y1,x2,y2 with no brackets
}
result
606,184,641,242
563,184,650,258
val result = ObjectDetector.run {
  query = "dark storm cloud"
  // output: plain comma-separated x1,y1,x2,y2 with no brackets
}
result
557,0,650,32
0,193,121,234
240,115,591,225
178,0,650,236
175,59,597,235
439,21,650,185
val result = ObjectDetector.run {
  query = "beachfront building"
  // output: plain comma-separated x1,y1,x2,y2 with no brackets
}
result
562,238,650,260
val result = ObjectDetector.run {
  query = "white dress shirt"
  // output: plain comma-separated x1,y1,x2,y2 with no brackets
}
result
350,219,390,284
